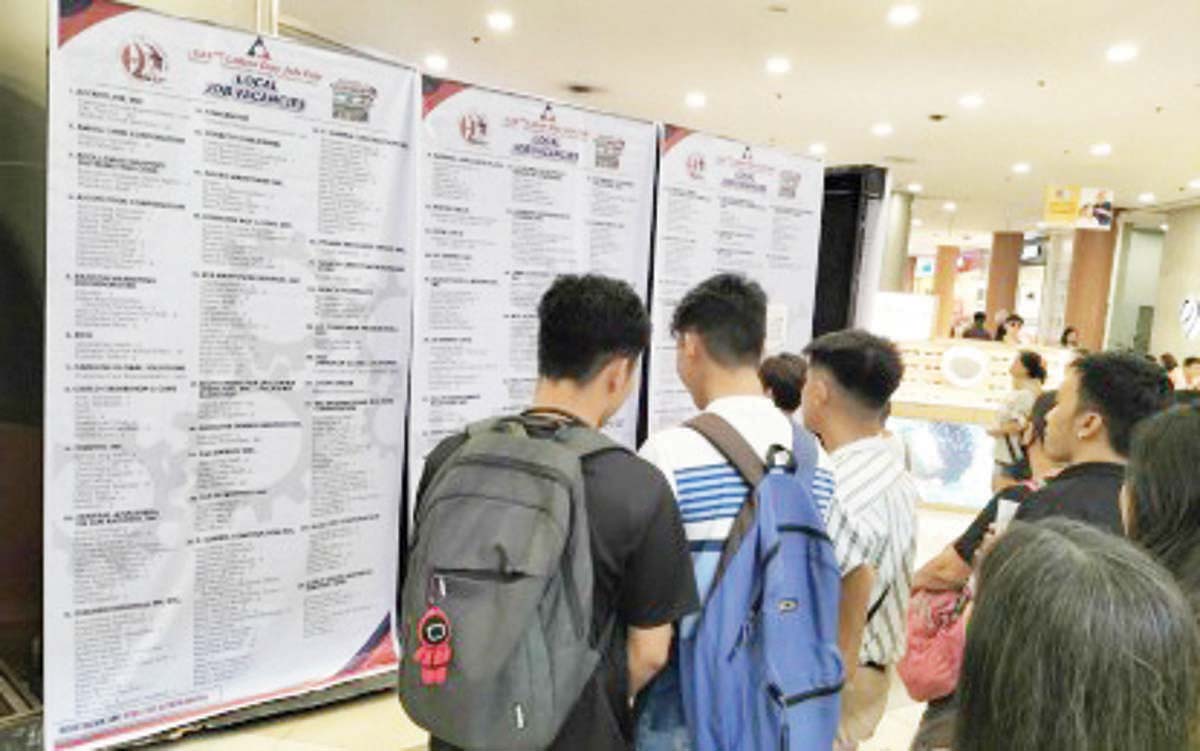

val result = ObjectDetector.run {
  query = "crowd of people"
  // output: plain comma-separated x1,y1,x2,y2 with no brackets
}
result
400,272,1200,751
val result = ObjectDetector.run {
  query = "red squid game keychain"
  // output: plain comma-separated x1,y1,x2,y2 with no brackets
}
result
414,606,453,686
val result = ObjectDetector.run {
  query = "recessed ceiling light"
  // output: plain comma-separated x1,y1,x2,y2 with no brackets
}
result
887,4,921,26
907,182,923,193
423,53,448,72
1090,142,1113,157
1161,223,1170,232
765,56,792,75
808,142,827,156
872,122,894,137
958,93,984,109
685,91,707,108
1138,192,1156,204
1106,42,1139,63
912,218,924,227
486,10,514,32
1189,177,1200,190
1011,162,1032,174
1036,221,1048,230
942,201,957,213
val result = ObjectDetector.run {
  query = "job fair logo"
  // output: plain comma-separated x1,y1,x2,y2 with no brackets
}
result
189,36,323,85
458,112,489,145
120,38,168,83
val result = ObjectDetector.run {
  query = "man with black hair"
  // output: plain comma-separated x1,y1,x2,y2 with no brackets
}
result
800,329,918,751
636,274,875,751
415,274,699,751
962,311,991,340
1014,351,1174,531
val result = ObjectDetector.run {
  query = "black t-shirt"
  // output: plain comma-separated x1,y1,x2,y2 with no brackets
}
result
1013,462,1125,533
952,484,1036,564
417,419,700,751
955,463,1126,564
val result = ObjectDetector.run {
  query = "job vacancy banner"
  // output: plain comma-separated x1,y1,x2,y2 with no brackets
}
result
409,79,656,488
648,127,825,433
44,3,418,748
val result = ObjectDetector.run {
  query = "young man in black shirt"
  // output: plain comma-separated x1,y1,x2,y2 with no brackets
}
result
415,274,699,751
914,352,1173,586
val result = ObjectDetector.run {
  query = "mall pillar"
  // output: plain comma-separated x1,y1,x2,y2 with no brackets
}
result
879,191,914,292
986,232,1022,322
934,245,960,338
1150,205,1200,356
1064,228,1118,350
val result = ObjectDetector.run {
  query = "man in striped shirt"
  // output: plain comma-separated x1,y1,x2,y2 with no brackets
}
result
635,274,878,751
801,330,919,751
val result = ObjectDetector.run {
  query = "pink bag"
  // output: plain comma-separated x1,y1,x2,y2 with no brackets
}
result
897,589,969,702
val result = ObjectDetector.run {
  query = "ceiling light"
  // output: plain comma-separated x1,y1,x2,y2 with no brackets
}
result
1036,221,1048,230
1161,224,1170,232
958,93,984,109
1011,162,1032,174
486,10,514,32
911,218,924,227
685,91,707,108
1138,192,1156,204
1106,42,1139,63
871,122,894,137
1189,178,1200,190
942,201,957,213
765,56,792,75
907,182,923,193
887,4,921,26
423,53,448,72
1090,142,1113,157
808,142,827,156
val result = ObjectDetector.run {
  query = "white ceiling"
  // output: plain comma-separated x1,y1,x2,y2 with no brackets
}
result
280,0,1200,242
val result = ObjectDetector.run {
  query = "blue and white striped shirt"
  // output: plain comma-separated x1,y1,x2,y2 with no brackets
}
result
640,396,869,634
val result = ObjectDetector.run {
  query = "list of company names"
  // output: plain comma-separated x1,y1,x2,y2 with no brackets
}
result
45,8,417,749
409,80,656,487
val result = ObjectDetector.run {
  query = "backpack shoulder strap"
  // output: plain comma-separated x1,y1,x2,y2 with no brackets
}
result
686,412,767,487
790,423,819,488
686,413,768,599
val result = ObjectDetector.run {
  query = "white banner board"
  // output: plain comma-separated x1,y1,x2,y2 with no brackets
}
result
648,127,824,433
45,3,418,748
409,78,656,487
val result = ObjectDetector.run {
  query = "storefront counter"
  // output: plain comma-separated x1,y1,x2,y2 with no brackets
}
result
886,339,1074,512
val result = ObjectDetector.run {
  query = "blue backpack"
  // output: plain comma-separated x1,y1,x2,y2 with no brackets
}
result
680,414,845,751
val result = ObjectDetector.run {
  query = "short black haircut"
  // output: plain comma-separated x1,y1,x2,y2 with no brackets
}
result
759,353,807,412
1018,350,1047,383
1162,353,1180,371
1186,357,1200,368
1060,326,1078,347
671,273,766,367
973,311,987,324
804,329,904,412
537,274,649,382
1073,352,1174,457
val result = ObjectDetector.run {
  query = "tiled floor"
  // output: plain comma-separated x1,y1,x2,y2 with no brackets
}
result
152,508,972,751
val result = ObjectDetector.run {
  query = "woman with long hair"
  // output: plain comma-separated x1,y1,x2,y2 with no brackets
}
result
956,520,1200,751
1123,405,1200,612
